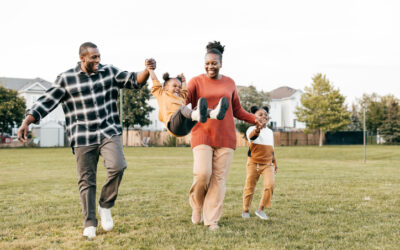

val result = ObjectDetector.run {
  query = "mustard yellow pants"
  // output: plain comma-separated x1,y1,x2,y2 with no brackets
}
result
243,161,275,212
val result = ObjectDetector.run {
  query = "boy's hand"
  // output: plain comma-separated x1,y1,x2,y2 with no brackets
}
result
145,58,156,70
254,117,264,132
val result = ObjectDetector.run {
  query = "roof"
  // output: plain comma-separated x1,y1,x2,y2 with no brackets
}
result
268,86,299,99
0,77,52,91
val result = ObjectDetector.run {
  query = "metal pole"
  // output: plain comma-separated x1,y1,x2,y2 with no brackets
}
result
363,105,366,163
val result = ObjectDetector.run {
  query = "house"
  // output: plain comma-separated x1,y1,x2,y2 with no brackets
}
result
0,77,65,143
268,86,305,130
141,95,166,131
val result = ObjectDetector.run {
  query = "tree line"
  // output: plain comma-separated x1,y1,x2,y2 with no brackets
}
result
1,76,400,145
236,73,400,146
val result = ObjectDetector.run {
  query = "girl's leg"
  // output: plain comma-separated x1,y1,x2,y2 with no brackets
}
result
243,161,260,213
167,107,196,136
189,145,213,224
258,165,275,210
203,147,234,227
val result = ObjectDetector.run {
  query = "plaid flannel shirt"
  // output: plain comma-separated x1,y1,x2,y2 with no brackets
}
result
27,63,143,147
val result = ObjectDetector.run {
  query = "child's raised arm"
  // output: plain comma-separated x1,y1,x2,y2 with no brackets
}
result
148,69,162,96
178,73,187,87
148,69,159,82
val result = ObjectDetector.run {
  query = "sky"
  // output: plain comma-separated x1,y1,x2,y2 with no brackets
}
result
1,0,399,105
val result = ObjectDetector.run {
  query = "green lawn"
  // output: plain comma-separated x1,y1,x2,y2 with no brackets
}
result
0,146,399,249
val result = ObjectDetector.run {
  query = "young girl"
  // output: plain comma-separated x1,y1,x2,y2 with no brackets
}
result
148,69,228,137
242,106,278,220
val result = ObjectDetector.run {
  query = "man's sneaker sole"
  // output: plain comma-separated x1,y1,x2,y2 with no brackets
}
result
198,98,208,123
216,97,229,120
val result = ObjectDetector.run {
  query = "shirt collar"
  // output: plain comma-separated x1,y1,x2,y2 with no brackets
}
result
75,62,105,75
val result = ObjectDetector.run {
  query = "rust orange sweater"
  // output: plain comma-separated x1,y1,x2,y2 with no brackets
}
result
187,74,256,150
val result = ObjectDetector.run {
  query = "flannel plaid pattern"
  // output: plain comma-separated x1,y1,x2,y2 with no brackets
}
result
27,63,143,147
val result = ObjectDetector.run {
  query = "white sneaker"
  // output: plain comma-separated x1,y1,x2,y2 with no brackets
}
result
191,98,208,123
255,210,269,220
98,206,114,231
242,212,250,219
83,226,96,239
209,97,229,120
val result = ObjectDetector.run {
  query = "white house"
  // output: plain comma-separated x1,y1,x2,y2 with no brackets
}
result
31,120,65,147
141,95,166,131
0,77,65,143
268,86,305,130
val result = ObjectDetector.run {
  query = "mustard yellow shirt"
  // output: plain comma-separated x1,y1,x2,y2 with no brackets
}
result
151,79,188,125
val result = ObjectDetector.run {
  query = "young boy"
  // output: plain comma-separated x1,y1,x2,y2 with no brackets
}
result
149,69,228,137
242,106,278,220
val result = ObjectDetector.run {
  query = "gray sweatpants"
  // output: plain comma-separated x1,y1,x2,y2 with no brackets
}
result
74,135,126,227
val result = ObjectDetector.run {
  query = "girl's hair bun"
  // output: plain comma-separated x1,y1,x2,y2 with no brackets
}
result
250,105,259,114
250,105,270,114
162,72,170,82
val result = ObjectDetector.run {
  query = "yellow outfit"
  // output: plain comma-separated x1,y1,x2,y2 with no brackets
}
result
151,79,188,127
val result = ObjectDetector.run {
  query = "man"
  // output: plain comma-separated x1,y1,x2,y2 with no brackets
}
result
17,42,156,239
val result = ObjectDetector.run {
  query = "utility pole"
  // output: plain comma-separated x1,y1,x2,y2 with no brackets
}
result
363,104,366,163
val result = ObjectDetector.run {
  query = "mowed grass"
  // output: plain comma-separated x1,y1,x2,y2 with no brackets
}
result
0,145,399,249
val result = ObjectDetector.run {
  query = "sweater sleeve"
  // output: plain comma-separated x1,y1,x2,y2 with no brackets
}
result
186,78,197,107
151,79,162,98
232,86,256,124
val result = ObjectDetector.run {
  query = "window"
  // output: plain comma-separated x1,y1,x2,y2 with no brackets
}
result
293,119,296,128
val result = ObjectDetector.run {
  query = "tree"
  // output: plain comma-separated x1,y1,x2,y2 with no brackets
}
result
348,103,362,131
120,85,154,141
0,85,26,136
378,96,400,144
236,85,269,136
295,73,351,146
357,93,385,134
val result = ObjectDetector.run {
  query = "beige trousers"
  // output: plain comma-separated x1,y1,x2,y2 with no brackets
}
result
243,161,275,212
189,144,234,226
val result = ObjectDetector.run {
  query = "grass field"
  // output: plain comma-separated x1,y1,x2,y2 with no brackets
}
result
0,145,399,249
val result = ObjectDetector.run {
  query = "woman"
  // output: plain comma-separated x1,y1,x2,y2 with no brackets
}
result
186,41,261,230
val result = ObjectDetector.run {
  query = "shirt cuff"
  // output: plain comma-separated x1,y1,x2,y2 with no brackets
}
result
26,109,41,125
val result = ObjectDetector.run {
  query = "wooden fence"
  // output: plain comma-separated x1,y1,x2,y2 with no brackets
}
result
122,129,321,147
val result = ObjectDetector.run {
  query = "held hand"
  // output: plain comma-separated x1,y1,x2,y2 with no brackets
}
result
145,58,156,70
274,164,278,174
254,117,265,131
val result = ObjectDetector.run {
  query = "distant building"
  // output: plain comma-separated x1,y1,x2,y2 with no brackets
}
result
268,86,305,131
0,77,65,142
141,95,165,131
